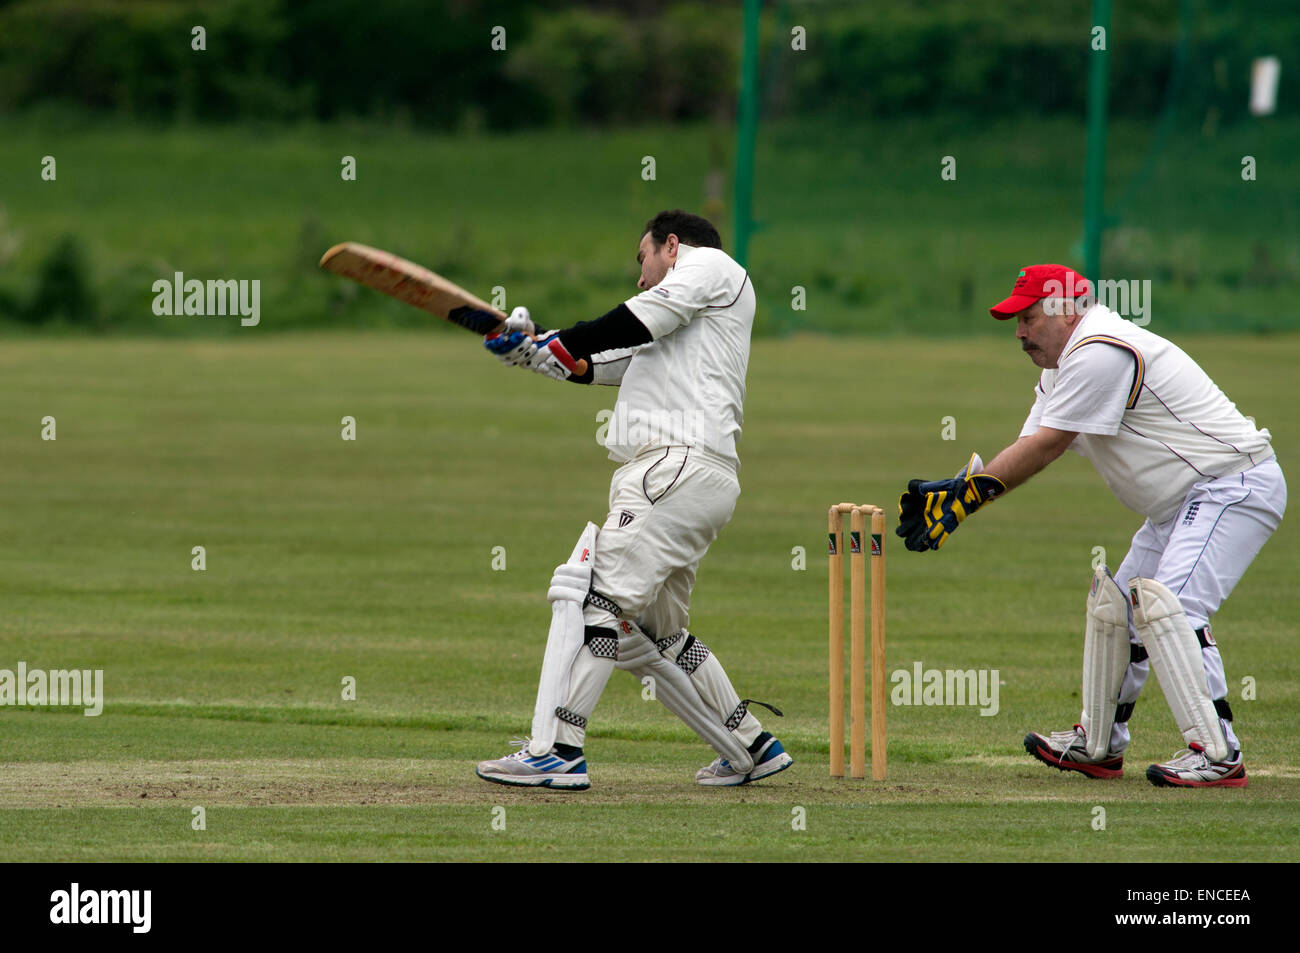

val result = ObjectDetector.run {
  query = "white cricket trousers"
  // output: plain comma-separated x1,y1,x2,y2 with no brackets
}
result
1107,458,1287,754
590,445,740,639
553,445,766,750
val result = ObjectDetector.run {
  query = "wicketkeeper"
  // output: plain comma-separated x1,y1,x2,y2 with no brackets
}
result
897,264,1285,787
472,210,791,789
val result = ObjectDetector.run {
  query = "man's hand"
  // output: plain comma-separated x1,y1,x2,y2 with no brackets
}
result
484,307,539,367
484,326,585,382
518,330,584,381
503,306,537,338
897,452,1007,552
483,305,590,380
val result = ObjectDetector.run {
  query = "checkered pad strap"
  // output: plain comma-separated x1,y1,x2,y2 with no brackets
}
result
724,698,785,732
674,635,710,674
583,626,618,660
584,589,622,617
654,630,684,654
555,706,586,729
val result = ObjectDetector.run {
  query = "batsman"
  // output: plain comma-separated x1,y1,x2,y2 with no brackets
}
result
472,210,791,790
897,265,1285,787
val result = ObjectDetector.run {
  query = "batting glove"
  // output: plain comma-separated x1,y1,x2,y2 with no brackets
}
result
519,330,583,381
484,307,539,367
897,452,1006,552
503,306,536,338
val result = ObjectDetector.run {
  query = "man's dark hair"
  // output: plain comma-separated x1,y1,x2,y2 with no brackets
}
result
642,209,722,250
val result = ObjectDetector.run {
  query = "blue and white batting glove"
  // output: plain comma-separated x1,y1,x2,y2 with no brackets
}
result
484,307,538,367
519,331,583,381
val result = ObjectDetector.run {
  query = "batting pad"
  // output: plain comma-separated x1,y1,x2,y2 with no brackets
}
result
1080,568,1130,760
1129,577,1231,762
530,522,599,756
616,625,754,773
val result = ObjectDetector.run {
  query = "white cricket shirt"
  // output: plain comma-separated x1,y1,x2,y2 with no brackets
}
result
1020,305,1274,522
595,244,755,469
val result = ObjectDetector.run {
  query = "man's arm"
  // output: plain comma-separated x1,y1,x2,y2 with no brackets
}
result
485,303,652,384
981,426,1078,493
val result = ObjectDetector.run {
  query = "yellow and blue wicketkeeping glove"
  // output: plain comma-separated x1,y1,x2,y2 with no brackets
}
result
896,453,1006,552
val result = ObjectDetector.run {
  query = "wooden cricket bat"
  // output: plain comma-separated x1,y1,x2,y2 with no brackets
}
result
319,242,587,375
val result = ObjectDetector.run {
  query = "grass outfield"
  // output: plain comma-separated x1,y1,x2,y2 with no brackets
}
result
1,115,1298,335
0,331,1297,861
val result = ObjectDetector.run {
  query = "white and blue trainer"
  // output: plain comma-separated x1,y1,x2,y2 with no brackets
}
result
475,739,591,790
695,731,793,786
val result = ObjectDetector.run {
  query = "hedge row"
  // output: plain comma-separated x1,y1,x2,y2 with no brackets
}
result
0,0,1293,126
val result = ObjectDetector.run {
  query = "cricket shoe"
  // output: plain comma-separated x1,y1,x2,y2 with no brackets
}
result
1023,725,1123,779
1146,744,1247,788
475,738,590,790
695,732,793,786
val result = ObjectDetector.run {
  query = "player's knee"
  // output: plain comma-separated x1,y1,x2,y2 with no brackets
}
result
656,628,711,675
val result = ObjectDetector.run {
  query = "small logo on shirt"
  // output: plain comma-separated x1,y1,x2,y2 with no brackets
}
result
1200,625,1216,646
619,511,635,528
652,287,670,298
1183,502,1201,526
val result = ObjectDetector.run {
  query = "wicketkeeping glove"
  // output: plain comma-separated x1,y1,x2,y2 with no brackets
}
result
896,452,1006,552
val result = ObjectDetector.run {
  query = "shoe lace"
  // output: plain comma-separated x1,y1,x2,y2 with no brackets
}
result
1167,746,1209,769
505,736,536,761
1048,725,1087,764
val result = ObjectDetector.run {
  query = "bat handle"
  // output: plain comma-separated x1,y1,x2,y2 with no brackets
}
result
486,332,589,378
545,337,589,379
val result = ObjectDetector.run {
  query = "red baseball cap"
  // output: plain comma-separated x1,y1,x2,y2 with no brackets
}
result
989,264,1091,319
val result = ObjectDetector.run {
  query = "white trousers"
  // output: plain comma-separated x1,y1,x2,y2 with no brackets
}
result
1105,458,1287,754
591,446,739,635
554,446,766,750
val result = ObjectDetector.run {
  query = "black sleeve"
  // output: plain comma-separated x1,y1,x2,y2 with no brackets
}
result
556,303,653,360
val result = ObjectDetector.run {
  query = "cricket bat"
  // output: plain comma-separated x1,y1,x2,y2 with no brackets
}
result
319,241,587,375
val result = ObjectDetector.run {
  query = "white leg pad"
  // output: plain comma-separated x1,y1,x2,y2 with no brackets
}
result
552,641,615,749
529,522,600,756
1128,577,1231,762
1081,568,1131,760
658,630,763,749
615,623,754,773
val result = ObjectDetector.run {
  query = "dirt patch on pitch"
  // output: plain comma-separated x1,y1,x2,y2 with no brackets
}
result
0,759,456,807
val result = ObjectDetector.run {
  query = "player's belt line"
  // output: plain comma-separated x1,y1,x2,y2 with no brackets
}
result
628,444,738,477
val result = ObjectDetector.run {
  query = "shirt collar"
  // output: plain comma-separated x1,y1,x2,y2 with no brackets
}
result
1062,301,1112,350
672,243,701,269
